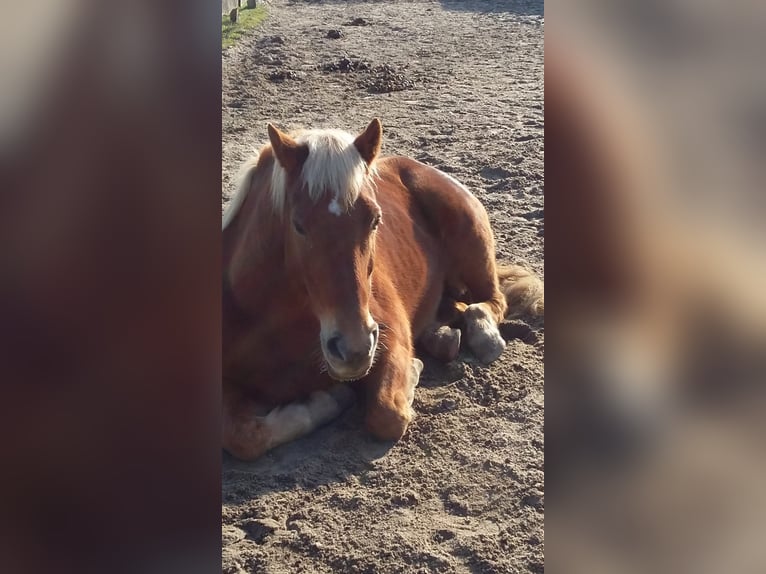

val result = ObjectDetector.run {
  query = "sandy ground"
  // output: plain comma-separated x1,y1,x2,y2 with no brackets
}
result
221,1,544,572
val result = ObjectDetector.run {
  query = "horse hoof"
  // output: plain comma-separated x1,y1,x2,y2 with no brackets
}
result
411,357,424,378
464,305,506,364
405,357,425,406
420,325,461,362
471,334,506,364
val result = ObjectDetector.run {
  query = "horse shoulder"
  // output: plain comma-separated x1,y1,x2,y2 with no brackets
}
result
379,156,487,232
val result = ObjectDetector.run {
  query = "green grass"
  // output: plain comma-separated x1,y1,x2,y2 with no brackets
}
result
222,5,267,50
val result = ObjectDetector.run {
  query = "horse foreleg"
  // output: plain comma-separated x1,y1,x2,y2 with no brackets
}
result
364,338,424,442
223,384,355,461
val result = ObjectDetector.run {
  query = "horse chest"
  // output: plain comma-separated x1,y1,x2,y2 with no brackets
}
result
224,298,329,402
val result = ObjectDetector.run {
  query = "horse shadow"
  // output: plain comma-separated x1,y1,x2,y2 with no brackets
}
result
222,402,398,505
220,352,486,505
221,318,542,505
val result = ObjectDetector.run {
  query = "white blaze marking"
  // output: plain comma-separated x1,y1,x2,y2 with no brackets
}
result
328,197,342,216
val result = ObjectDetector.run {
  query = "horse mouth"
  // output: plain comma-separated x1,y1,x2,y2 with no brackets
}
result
326,361,373,382
321,327,379,381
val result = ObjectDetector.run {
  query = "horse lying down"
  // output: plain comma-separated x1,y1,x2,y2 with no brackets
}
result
222,119,543,460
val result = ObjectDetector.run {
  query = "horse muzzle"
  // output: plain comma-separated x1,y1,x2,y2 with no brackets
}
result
322,323,379,381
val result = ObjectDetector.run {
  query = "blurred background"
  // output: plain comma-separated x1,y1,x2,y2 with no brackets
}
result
0,1,221,573
546,0,766,572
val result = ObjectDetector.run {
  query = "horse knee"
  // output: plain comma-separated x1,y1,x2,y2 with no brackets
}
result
223,419,270,461
223,435,268,461
365,404,412,442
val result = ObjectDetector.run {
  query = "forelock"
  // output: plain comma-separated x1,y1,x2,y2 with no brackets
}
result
270,128,376,216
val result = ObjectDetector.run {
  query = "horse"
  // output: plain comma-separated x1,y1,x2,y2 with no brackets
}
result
222,118,543,460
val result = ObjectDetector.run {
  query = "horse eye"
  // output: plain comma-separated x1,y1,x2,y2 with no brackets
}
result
371,214,382,230
293,220,306,236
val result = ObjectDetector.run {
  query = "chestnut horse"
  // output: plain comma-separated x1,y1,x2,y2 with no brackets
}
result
222,119,543,460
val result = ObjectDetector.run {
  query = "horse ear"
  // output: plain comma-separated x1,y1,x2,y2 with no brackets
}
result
267,124,308,172
354,118,383,165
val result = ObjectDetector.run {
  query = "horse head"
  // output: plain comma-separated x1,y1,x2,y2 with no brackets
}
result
268,119,384,381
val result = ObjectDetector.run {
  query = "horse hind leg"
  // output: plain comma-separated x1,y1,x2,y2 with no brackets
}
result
417,296,505,364
458,265,544,363
419,323,462,362
445,232,544,363
462,300,507,364
223,384,355,461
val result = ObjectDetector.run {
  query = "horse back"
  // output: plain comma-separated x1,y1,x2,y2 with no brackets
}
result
379,156,491,240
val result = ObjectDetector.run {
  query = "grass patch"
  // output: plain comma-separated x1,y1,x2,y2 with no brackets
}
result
222,5,267,50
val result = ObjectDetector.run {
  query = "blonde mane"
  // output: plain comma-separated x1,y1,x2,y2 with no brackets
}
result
223,128,377,230
222,153,260,230
271,128,376,217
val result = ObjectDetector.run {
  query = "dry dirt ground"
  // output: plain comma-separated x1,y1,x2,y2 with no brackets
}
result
221,1,544,572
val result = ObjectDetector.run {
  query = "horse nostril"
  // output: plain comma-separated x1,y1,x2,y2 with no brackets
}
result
327,335,346,362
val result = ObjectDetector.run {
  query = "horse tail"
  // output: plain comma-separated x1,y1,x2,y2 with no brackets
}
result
497,263,544,317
